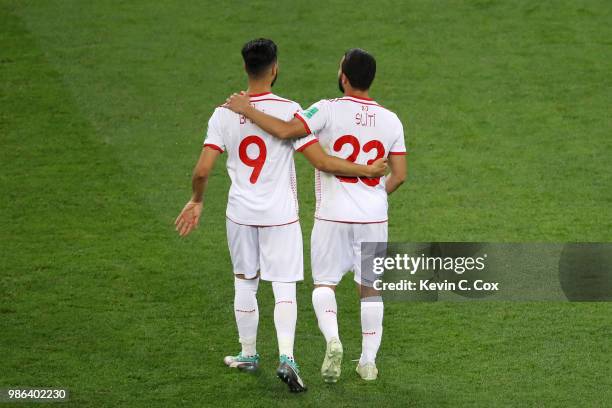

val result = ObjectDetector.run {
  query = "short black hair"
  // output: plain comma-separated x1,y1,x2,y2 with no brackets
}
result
341,48,376,90
241,38,277,77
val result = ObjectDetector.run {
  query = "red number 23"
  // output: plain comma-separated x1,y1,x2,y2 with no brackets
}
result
333,135,385,186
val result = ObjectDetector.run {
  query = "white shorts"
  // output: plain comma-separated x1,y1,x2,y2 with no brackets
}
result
311,219,388,286
226,219,304,282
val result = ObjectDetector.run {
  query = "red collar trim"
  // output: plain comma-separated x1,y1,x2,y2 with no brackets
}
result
345,94,373,101
249,92,272,97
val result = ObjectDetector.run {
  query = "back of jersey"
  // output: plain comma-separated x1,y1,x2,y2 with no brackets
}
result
204,93,315,226
295,95,407,223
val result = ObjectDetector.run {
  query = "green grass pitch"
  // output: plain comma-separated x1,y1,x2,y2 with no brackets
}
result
1,0,611,406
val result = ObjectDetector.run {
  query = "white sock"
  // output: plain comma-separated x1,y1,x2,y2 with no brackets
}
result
234,277,259,357
312,286,339,343
359,297,383,365
272,281,297,359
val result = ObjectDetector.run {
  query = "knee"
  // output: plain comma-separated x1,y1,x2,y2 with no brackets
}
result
235,275,259,293
358,284,381,300
272,281,296,301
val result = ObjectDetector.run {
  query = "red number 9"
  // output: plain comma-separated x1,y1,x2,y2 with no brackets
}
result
239,135,267,184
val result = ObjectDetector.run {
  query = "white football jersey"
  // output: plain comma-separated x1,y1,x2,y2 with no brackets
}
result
204,92,317,226
295,95,406,223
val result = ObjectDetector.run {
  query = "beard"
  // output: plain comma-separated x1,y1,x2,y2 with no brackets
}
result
271,72,278,88
338,77,344,93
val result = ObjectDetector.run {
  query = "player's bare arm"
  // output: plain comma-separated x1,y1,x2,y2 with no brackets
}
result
226,92,307,140
175,146,221,237
301,142,387,178
385,154,406,195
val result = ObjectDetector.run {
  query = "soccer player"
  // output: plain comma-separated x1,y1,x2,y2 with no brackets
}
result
225,48,407,382
174,39,387,393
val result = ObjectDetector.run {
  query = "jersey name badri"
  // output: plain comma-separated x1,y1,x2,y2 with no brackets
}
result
204,93,316,226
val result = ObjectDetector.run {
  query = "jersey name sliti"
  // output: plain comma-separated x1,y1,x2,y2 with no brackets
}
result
204,93,317,226
295,95,406,223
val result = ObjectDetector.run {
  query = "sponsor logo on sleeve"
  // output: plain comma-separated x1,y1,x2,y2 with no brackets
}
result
303,106,319,119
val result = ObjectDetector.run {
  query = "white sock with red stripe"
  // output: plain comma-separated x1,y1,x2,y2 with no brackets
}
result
234,277,259,357
312,286,339,342
272,281,297,359
359,297,383,365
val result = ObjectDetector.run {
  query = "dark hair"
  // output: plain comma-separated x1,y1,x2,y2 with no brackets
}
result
341,48,376,90
241,38,277,77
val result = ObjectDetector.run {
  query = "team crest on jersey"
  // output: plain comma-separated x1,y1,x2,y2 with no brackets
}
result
303,106,319,118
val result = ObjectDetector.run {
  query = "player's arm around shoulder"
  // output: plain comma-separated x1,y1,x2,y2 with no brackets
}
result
225,92,307,140
300,141,387,178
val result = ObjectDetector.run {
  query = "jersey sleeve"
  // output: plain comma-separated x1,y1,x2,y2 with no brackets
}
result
294,99,331,135
389,118,407,155
292,134,318,152
289,102,318,152
202,108,226,153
